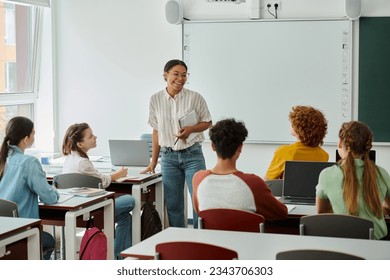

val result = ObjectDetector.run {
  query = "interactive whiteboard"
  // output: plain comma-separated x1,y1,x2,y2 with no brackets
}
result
183,19,352,143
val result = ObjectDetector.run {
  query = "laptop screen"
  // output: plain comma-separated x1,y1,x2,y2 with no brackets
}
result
109,140,150,166
283,161,336,199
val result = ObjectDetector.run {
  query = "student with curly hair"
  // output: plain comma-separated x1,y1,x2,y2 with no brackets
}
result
193,119,287,221
316,121,390,239
264,105,329,180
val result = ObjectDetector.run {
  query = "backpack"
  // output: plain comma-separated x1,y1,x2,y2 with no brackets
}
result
141,198,162,241
79,218,107,260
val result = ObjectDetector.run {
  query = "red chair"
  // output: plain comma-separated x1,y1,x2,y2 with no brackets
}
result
155,241,238,260
198,208,265,233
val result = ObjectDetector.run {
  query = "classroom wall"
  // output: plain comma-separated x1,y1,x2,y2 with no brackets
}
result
43,0,390,178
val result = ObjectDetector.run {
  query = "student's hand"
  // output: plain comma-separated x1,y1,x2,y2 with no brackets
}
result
111,167,128,182
116,167,128,178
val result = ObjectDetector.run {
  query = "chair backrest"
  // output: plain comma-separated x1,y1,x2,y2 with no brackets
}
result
300,214,374,239
198,208,265,233
276,249,364,260
265,179,283,197
155,241,238,260
140,133,161,158
53,173,102,189
0,198,19,217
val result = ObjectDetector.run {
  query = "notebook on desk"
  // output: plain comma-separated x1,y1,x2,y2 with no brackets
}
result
279,161,336,205
109,140,150,167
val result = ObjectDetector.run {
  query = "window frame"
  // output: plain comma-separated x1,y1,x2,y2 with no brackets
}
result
0,2,42,123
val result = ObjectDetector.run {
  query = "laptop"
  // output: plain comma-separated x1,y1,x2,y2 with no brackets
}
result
109,140,150,167
336,149,376,163
279,161,336,205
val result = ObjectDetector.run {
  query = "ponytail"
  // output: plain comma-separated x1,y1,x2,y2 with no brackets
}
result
0,137,10,179
0,116,34,179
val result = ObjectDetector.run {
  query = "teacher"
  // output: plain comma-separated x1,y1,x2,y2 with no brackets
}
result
143,59,212,228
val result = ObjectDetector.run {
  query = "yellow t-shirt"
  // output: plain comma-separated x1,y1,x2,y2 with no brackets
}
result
265,142,329,179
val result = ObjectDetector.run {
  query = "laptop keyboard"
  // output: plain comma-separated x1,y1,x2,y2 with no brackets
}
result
281,197,315,205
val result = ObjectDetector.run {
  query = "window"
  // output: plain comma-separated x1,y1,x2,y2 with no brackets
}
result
0,1,40,137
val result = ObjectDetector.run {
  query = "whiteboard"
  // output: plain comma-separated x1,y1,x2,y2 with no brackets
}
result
183,20,352,144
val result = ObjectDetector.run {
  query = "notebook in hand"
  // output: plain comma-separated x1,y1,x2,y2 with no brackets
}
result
109,140,150,167
279,161,336,205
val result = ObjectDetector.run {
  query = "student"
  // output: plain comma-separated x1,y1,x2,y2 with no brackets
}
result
61,123,135,259
142,59,212,228
0,116,59,260
193,119,288,221
316,121,390,239
264,105,329,180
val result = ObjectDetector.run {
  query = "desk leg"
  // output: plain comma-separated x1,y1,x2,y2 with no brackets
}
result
155,180,164,228
64,199,115,260
132,178,164,245
131,185,143,245
0,228,41,260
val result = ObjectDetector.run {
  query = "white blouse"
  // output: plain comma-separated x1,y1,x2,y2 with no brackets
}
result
62,151,111,188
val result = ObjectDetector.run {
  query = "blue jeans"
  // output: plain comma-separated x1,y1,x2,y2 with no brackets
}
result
161,143,206,228
114,194,135,259
42,231,55,260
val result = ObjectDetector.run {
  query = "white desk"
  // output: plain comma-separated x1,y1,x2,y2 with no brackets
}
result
39,192,115,260
121,227,390,260
43,161,164,245
0,217,41,260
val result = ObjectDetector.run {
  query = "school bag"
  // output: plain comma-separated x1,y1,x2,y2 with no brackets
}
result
141,193,163,240
79,218,107,260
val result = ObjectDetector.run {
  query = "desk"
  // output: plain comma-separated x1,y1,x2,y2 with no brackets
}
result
43,161,164,246
0,217,41,260
121,227,390,260
39,192,115,260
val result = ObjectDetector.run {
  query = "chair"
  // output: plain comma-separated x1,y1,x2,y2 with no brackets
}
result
264,179,283,197
50,173,103,259
300,214,374,239
53,173,102,189
276,249,364,260
155,241,238,260
0,198,18,217
198,208,265,233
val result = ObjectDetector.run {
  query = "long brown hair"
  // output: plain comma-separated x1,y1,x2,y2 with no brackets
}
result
0,117,34,179
339,121,382,218
62,123,90,159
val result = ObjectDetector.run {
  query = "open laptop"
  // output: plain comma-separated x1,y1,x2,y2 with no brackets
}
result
336,149,376,163
109,140,150,167
279,161,336,205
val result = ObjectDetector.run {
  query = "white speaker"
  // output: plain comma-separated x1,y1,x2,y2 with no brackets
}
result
345,0,361,20
165,0,183,25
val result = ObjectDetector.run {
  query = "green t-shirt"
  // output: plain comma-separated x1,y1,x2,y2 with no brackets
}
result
316,159,390,239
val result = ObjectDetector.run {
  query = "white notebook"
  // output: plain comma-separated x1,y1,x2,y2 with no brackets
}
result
178,110,199,142
58,187,106,197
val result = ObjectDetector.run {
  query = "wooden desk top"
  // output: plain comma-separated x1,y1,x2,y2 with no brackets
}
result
121,227,390,260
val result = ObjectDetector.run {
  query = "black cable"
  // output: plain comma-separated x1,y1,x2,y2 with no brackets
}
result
274,3,279,19
267,4,276,19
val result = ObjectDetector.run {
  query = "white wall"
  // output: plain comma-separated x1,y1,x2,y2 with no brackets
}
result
42,0,390,177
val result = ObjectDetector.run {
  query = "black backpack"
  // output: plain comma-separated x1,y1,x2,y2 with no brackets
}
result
141,196,162,240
